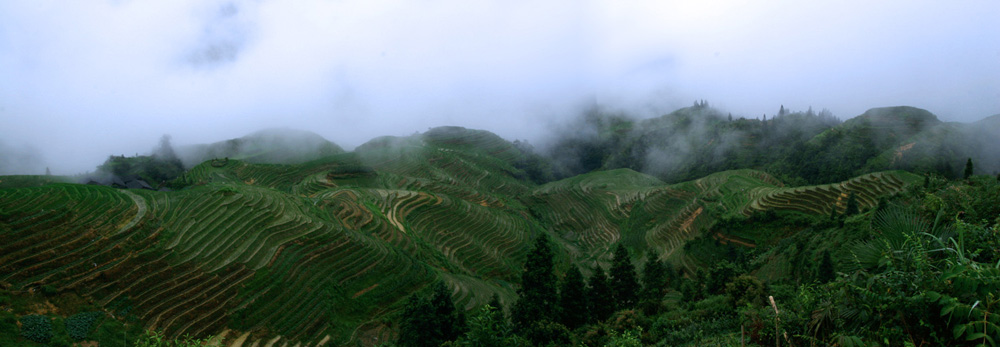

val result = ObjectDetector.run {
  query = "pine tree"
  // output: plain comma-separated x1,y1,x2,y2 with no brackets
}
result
397,294,433,347
829,205,838,221
429,281,463,345
610,244,640,310
816,250,835,283
639,255,667,314
964,158,974,180
779,105,786,116
557,265,589,330
587,266,614,323
845,192,859,216
511,234,558,332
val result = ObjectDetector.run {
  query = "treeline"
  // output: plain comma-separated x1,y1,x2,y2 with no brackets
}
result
541,104,986,185
94,135,185,188
395,239,679,346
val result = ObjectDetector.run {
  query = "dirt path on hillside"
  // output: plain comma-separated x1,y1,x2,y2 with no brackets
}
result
714,232,756,248
679,207,703,233
117,190,147,234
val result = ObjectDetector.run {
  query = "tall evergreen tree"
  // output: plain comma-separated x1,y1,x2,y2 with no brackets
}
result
641,255,666,301
587,266,614,323
429,281,463,345
511,234,558,332
964,158,974,180
610,244,640,310
558,265,589,330
397,294,433,347
816,250,836,283
844,192,859,216
639,254,667,314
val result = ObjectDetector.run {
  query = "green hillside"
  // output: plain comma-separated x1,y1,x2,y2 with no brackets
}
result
0,124,926,346
3,115,998,346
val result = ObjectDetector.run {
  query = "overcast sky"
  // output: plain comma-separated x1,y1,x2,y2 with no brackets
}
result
2,0,999,174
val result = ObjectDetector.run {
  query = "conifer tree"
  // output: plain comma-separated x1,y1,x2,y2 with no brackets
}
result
816,250,835,283
610,244,640,310
397,294,433,347
641,255,666,300
512,234,558,332
430,281,463,345
587,266,614,323
558,265,589,330
639,254,667,314
845,192,859,216
964,158,974,180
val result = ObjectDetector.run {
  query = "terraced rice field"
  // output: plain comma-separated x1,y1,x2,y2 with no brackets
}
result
0,127,917,347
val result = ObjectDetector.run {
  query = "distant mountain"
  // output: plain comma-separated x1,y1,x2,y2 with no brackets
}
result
546,105,997,184
178,128,344,167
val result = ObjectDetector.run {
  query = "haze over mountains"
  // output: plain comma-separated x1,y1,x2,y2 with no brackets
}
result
2,2,999,176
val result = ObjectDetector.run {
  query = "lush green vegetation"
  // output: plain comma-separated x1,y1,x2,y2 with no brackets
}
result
1,107,998,346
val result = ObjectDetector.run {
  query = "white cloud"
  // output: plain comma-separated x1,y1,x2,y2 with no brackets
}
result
1,0,998,174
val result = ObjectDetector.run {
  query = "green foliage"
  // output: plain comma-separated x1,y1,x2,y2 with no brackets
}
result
429,282,464,344
639,255,666,315
588,266,615,323
522,320,572,347
707,261,738,295
816,250,835,283
724,275,766,308
610,244,640,310
456,305,521,347
397,282,465,347
65,311,103,341
134,329,216,347
0,311,22,345
396,294,433,347
605,326,643,347
558,265,589,330
964,158,974,180
844,192,859,216
19,315,52,343
512,234,558,331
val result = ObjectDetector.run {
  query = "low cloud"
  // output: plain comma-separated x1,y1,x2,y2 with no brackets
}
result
0,1,998,174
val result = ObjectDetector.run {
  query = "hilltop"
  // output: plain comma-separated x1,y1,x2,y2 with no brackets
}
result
549,104,998,184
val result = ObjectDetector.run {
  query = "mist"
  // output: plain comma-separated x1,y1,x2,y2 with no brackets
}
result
2,1,999,175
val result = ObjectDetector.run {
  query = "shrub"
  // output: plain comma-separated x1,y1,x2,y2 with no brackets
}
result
65,311,104,341
19,314,53,343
